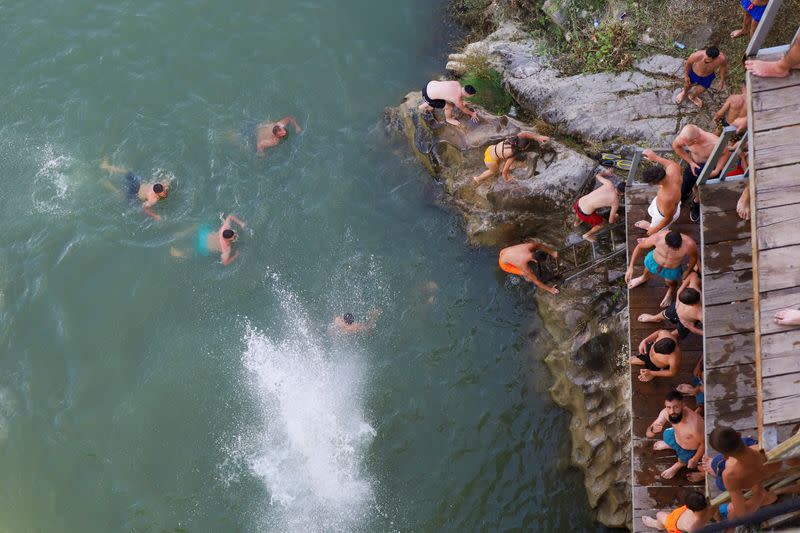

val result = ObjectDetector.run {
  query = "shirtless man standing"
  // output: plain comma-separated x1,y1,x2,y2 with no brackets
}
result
647,390,705,479
746,31,800,78
196,214,246,266
256,116,302,156
573,169,625,242
732,0,769,38
709,426,780,521
714,83,747,132
635,149,683,235
498,241,560,295
672,124,730,222
100,158,170,220
630,329,681,383
676,46,728,108
626,229,699,308
419,80,479,127
639,271,703,339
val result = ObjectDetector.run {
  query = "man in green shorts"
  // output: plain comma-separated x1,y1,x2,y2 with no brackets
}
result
196,214,246,265
625,229,699,308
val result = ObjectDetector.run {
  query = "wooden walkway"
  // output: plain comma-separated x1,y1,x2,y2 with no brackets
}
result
627,186,703,531
749,58,800,439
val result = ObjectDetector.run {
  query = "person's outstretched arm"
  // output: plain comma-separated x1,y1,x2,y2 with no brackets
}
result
646,409,668,438
518,131,550,144
279,116,302,133
225,215,246,228
453,96,478,123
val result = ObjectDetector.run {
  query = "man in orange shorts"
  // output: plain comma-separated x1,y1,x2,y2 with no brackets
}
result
498,240,560,295
641,490,715,532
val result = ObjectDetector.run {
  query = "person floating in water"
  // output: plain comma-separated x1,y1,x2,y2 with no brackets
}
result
196,214,246,265
256,116,302,157
419,80,478,127
333,309,382,333
473,131,551,185
100,158,170,220
676,46,728,108
498,240,559,295
572,168,625,242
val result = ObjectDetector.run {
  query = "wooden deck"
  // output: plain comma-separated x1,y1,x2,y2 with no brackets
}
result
749,58,800,438
627,186,703,531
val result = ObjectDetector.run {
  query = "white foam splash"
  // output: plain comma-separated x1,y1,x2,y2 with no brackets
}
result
236,290,376,532
30,146,75,215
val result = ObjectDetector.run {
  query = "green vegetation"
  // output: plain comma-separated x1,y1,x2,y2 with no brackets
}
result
459,52,513,115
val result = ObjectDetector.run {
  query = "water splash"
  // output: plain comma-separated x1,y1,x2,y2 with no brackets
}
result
30,146,75,216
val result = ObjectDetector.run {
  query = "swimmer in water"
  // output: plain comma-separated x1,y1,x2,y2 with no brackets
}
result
100,158,171,220
256,116,302,157
333,309,382,333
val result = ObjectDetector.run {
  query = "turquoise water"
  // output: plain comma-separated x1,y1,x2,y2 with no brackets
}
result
0,1,602,531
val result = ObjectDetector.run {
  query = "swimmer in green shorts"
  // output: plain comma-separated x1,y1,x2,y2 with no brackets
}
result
625,229,699,308
171,214,246,265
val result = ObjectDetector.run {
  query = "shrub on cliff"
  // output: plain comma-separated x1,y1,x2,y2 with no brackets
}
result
459,52,513,115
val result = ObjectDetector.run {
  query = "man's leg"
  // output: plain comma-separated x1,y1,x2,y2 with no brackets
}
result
641,513,668,530
688,86,706,108
582,222,605,242
746,35,800,77
676,81,694,103
444,103,460,127
660,460,686,479
473,167,498,184
661,280,678,308
731,11,751,38
628,268,651,289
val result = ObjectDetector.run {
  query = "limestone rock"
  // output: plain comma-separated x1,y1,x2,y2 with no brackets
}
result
634,54,684,77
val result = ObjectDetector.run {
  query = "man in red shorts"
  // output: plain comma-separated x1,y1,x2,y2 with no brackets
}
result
573,168,625,242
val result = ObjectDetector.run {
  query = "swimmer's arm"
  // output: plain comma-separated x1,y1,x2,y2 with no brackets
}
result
226,215,246,229
221,250,239,266
683,54,697,82
142,202,161,221
608,197,621,224
533,242,559,259
453,96,477,120
595,171,613,186
686,320,704,336
518,131,550,144
671,136,694,167
683,242,699,279
642,150,673,168
279,116,302,133
689,441,705,469
646,409,668,437
501,158,514,181
714,100,731,122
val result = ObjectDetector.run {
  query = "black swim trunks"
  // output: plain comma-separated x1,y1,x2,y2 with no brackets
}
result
422,84,446,109
125,172,142,200
681,162,704,203
636,342,666,371
664,305,690,339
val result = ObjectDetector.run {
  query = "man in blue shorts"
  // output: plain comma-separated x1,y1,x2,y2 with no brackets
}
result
646,390,705,480
676,46,728,108
626,229,699,308
732,0,768,39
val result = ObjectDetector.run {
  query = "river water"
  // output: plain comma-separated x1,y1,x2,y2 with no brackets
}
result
0,1,603,531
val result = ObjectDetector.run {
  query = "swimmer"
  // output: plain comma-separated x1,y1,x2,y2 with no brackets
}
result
498,241,559,295
100,158,170,220
473,131,551,185
676,47,728,108
333,309,382,333
256,116,302,156
196,214,246,265
419,80,479,127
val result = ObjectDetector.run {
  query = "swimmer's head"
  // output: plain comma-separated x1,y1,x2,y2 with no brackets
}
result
616,182,626,195
463,85,476,96
273,124,288,138
665,230,683,249
533,250,549,263
642,166,666,184
343,313,355,325
153,183,168,198
679,287,701,305
222,229,236,240
705,46,720,60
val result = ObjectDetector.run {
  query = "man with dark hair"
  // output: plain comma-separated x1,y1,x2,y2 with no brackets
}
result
419,80,479,127
572,168,625,242
638,270,703,338
498,240,560,295
676,46,728,107
100,158,171,220
626,230,699,308
195,214,246,266
635,149,682,235
646,390,705,479
630,329,681,382
256,116,302,156
641,490,715,532
333,309,382,333
672,124,730,222
709,426,780,521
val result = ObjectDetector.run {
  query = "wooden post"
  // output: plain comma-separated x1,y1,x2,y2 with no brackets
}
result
626,149,642,186
696,126,735,187
746,0,784,57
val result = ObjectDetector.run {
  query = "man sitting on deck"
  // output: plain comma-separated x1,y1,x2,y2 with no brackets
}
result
746,30,800,78
630,329,681,382
572,168,625,242
638,271,703,339
625,230,699,308
672,124,731,223
647,390,705,479
498,241,560,295
676,46,728,108
641,490,716,532
634,149,683,235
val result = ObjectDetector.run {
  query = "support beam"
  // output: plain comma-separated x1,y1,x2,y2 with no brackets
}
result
696,126,736,187
746,0,784,57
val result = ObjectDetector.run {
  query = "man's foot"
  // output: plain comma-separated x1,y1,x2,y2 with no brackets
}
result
737,191,751,220
628,275,649,289
582,232,597,243
653,440,671,451
638,370,655,382
687,471,705,483
746,59,792,78
660,288,674,308
638,313,664,323
676,383,695,395
170,246,187,259
689,201,701,223
630,356,645,365
775,309,800,326
731,28,747,38
689,95,703,108
445,118,461,127
573,217,582,228
660,462,684,479
675,89,687,104
641,516,663,530
635,220,651,231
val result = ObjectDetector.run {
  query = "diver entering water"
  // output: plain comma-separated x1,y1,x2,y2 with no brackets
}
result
333,309,382,333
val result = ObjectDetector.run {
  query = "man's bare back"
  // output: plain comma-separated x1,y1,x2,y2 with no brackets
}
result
716,93,747,126
578,171,619,215
256,116,301,155
498,241,559,294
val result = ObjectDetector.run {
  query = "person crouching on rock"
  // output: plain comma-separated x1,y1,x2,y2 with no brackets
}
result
419,80,479,127
646,390,705,480
473,131,551,186
498,240,559,295
573,168,625,242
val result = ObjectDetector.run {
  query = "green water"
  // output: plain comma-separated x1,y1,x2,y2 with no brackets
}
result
0,1,603,531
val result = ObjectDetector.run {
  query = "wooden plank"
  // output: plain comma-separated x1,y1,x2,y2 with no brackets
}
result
702,210,751,245
763,355,800,378
700,180,747,214
633,486,694,510
758,245,800,293
703,239,752,274
758,285,800,336
754,125,800,171
757,204,800,250
764,373,800,401
705,300,755,338
707,363,757,401
705,395,758,431
751,68,800,93
756,163,800,210
752,84,800,132
706,333,755,369
704,270,753,306
764,395,800,426
762,329,800,360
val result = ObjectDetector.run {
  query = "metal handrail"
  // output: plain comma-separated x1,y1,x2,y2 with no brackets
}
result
696,126,736,187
